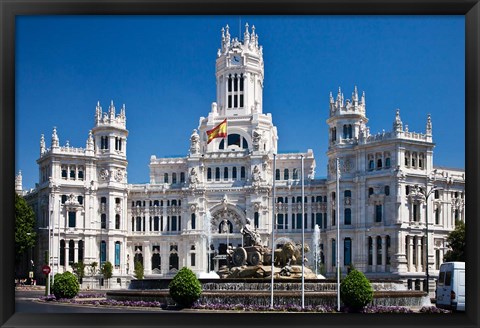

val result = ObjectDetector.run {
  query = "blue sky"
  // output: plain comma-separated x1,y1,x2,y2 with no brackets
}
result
16,15,465,189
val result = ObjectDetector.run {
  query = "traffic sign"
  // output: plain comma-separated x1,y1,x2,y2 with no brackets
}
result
42,265,51,275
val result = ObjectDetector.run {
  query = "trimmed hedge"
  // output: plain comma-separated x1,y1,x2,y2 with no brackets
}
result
168,267,202,308
340,269,373,310
52,271,80,299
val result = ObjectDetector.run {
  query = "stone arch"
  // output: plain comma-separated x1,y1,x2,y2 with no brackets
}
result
208,203,246,234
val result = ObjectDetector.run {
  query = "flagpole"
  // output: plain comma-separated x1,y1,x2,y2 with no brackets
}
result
301,154,305,309
336,157,341,312
270,153,276,310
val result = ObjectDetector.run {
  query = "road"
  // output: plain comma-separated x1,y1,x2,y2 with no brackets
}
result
15,289,160,313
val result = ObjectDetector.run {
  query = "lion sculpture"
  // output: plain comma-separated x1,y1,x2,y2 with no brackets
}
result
274,242,310,267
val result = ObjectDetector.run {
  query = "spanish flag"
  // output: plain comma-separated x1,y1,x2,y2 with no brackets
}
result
206,119,227,144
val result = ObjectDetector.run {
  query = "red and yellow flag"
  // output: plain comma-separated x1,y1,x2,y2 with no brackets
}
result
206,119,227,144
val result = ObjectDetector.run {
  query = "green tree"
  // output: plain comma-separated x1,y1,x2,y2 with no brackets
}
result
168,267,202,308
71,262,85,284
15,193,36,266
340,269,373,311
444,220,466,262
134,260,144,280
101,261,113,289
52,272,80,299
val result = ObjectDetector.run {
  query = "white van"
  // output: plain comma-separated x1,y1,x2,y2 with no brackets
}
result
435,262,465,312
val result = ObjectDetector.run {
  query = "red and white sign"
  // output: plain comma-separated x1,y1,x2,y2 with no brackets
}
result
41,265,51,275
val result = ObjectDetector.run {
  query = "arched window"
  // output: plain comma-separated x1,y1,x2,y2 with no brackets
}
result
377,159,383,169
277,197,284,203
376,236,382,265
207,168,212,181
241,167,246,180
69,240,75,265
275,169,280,180
368,188,374,197
348,124,353,139
331,127,337,142
344,190,351,198
384,185,390,196
78,240,84,263
316,196,322,202
344,238,352,266
224,167,229,181
60,240,65,265
172,173,177,184
344,208,351,225
151,245,161,271
368,237,373,265
215,167,220,181
369,160,374,171
136,217,141,231
232,167,237,180
180,172,185,183
343,125,348,139
154,216,160,231
164,173,169,183
191,213,196,230
61,195,67,204
284,169,289,180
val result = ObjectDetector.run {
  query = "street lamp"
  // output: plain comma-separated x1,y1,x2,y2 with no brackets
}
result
414,184,443,294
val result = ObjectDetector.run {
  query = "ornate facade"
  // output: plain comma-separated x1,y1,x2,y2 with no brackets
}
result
20,24,465,291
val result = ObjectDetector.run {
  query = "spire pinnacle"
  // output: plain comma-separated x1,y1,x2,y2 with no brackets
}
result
393,109,403,133
40,134,46,155
51,127,59,148
426,113,432,135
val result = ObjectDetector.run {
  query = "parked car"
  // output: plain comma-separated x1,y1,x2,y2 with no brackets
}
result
435,262,465,311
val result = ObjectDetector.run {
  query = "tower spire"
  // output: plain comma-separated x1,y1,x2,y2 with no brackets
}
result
51,127,59,148
40,134,46,155
393,109,403,134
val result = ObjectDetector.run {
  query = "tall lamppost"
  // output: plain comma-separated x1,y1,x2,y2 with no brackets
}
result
414,184,443,294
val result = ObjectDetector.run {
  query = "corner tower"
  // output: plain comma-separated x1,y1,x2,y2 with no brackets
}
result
215,23,264,117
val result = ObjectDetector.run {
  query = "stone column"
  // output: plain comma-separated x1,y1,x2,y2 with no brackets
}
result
408,236,414,272
74,240,79,264
416,237,423,272
143,241,151,275
372,236,377,272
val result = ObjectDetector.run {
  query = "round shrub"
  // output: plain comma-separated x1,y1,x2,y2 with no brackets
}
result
340,269,373,310
168,267,202,308
52,271,80,299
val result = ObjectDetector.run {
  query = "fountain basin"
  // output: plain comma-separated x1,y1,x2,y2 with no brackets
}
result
107,278,429,308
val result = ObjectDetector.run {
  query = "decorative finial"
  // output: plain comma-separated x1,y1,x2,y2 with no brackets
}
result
87,130,94,150
40,134,46,154
393,109,403,133
244,22,250,44
51,127,59,148
426,113,432,135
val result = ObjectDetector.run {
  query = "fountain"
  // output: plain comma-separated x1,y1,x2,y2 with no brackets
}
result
109,220,429,308
197,209,220,279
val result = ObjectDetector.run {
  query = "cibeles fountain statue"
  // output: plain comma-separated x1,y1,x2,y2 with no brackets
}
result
218,218,318,279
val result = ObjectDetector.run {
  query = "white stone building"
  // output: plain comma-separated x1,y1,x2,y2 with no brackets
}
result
19,24,465,291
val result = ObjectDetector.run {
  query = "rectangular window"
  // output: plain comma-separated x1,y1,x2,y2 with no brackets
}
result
228,95,232,108
344,239,352,266
344,208,351,225
296,213,302,230
277,214,284,230
375,205,382,223
191,253,196,266
115,242,121,267
254,212,259,229
68,211,76,228
171,216,177,231
239,95,244,108
100,241,107,264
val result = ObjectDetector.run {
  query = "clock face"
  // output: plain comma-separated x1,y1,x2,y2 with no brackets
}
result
231,55,241,65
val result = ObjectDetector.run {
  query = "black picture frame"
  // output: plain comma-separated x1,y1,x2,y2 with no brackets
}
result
1,1,478,328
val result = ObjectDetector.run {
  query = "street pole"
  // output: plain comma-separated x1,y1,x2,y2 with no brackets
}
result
336,157,341,312
270,153,276,310
301,155,305,309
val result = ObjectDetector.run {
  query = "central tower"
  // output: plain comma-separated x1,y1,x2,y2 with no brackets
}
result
215,24,264,116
